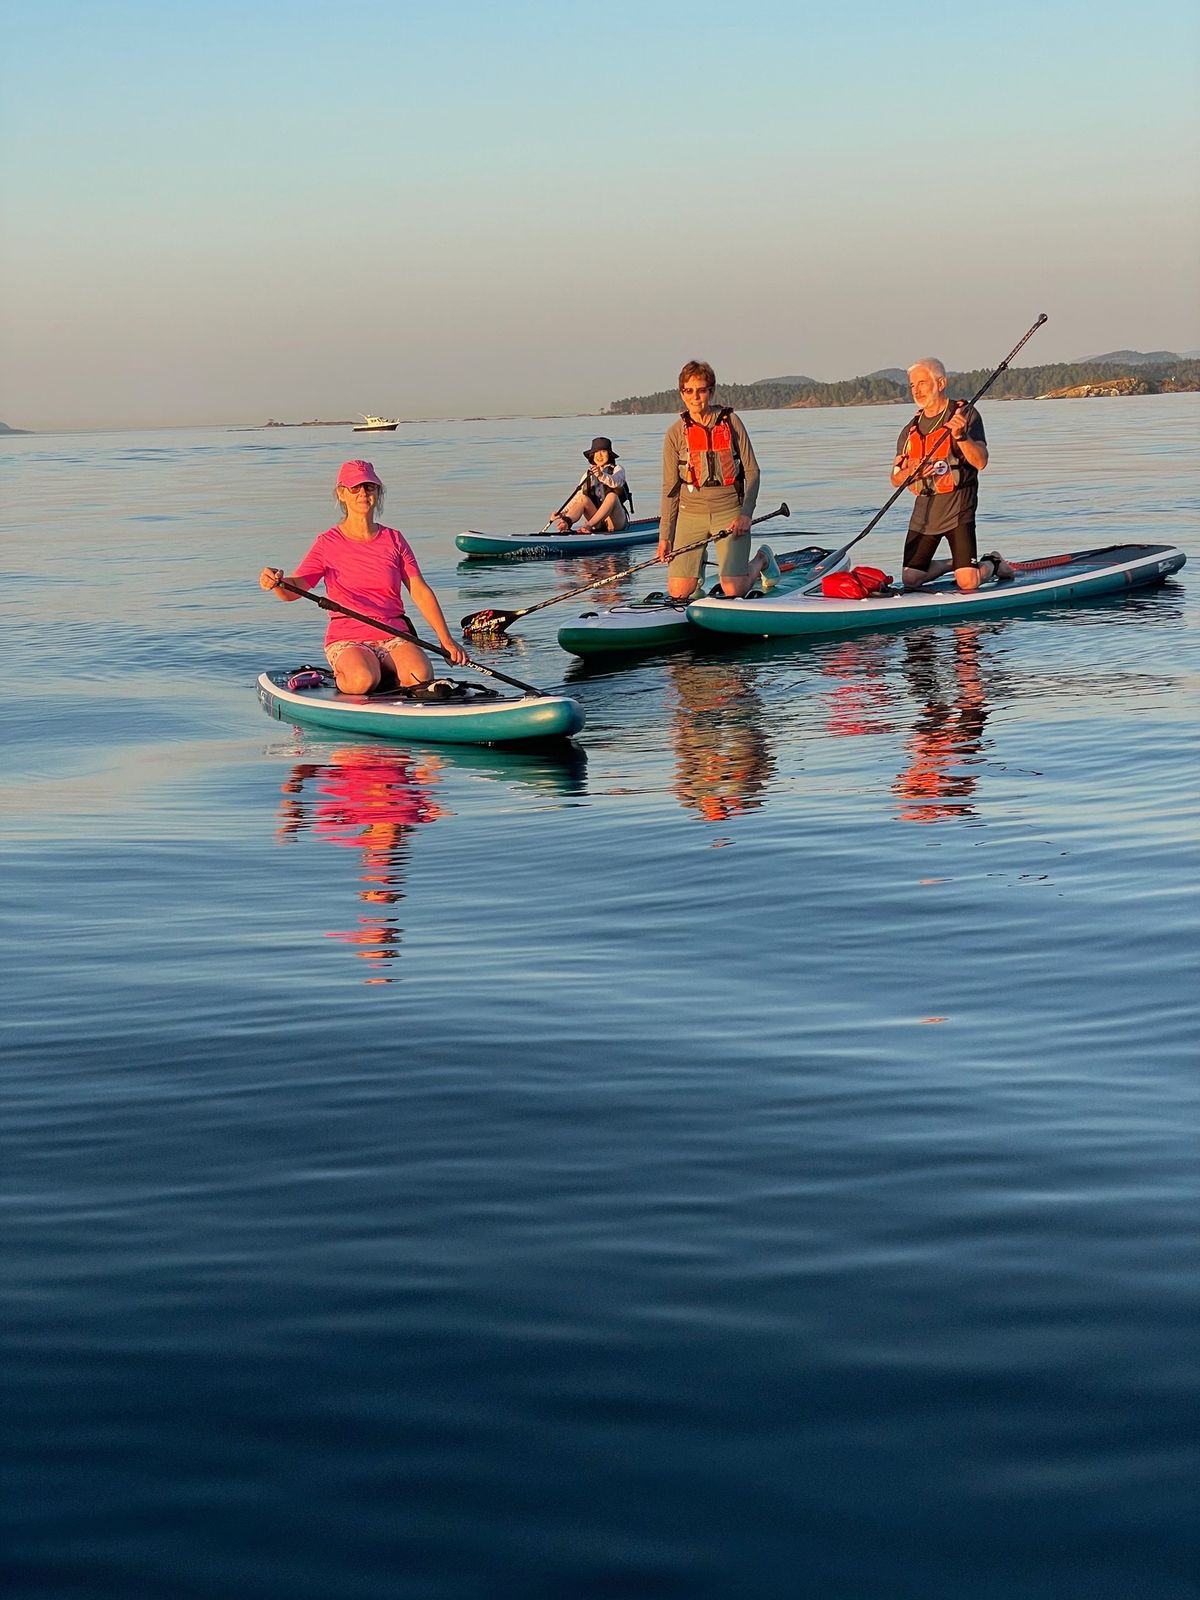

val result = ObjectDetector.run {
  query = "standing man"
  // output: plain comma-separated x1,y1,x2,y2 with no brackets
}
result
658,360,780,601
893,358,1013,591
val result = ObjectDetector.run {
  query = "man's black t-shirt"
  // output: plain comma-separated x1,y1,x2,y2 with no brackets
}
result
897,404,987,536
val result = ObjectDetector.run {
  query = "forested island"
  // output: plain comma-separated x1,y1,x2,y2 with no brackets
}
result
605,353,1200,415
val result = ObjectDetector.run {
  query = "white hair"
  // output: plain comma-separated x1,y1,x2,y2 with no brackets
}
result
907,358,947,382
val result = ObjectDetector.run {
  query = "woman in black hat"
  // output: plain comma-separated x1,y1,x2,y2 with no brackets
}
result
551,437,633,534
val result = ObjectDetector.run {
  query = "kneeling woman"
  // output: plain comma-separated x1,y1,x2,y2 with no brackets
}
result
259,459,468,692
658,361,777,601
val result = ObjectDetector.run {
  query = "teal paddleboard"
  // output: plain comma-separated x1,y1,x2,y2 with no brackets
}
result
557,546,839,657
258,669,584,745
456,517,660,560
687,543,1186,639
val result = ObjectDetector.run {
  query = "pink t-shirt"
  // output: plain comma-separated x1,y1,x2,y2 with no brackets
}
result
293,524,420,645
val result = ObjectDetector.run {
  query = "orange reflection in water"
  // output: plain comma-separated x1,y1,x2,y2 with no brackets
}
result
667,658,774,826
276,745,449,983
819,635,897,740
892,627,991,824
818,624,996,825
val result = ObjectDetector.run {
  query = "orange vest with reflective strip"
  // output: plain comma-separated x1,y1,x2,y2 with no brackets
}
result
901,408,962,495
682,408,741,490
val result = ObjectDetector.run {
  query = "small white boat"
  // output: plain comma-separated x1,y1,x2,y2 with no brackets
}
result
353,414,399,432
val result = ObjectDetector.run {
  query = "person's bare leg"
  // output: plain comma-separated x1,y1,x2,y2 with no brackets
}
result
386,639,435,687
903,558,955,590
332,645,383,695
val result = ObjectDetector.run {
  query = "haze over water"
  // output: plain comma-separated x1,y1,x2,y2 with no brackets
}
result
3,396,1198,1599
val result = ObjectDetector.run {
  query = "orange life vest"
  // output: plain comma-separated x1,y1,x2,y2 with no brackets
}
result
682,408,742,492
900,407,964,495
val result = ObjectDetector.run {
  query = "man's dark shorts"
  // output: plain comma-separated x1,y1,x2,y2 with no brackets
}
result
904,518,977,575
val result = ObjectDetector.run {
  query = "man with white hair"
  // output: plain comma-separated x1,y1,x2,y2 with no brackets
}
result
891,358,1013,591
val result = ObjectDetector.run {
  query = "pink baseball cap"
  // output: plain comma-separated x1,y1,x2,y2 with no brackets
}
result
336,459,382,488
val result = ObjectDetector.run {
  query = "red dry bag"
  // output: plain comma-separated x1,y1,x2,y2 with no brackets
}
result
820,565,894,599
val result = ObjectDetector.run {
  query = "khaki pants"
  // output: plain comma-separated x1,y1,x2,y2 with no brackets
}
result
667,489,747,583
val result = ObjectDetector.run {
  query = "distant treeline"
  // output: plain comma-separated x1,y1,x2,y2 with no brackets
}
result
606,359,1200,415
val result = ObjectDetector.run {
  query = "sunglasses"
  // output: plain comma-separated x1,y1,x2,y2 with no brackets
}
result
345,482,379,492
681,385,712,396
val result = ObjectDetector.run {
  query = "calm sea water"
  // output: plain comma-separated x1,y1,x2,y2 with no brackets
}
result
3,398,1198,1599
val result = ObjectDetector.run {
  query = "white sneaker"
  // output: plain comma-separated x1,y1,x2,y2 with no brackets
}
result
757,544,783,592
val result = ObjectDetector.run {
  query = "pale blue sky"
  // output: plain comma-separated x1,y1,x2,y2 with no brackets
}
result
3,0,1198,429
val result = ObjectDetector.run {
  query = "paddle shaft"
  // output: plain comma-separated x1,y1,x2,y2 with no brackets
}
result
462,503,790,634
539,471,591,533
274,580,549,697
811,314,1049,579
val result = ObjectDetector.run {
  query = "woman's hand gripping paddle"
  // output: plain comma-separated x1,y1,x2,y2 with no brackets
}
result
271,579,552,697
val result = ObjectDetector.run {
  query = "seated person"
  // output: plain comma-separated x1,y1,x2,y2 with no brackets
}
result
553,437,633,533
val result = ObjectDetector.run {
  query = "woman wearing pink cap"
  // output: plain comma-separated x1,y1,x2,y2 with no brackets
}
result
259,459,468,692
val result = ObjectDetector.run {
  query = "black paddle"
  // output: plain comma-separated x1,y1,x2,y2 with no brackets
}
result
272,579,550,697
461,503,791,636
809,314,1049,581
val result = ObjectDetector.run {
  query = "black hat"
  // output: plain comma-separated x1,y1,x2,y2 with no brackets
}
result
584,436,618,461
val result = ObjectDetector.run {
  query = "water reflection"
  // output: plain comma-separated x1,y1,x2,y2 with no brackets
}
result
892,627,992,823
666,657,774,825
817,635,897,740
276,746,449,983
273,740,588,980
425,740,590,798
557,549,642,594
817,624,999,823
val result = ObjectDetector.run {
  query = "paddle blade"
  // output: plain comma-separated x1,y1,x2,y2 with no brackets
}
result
461,606,518,636
780,502,790,518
